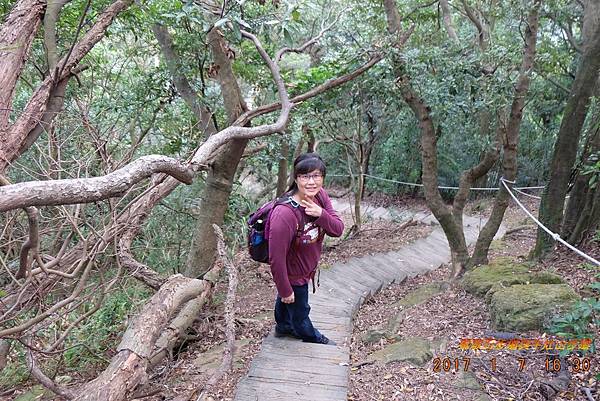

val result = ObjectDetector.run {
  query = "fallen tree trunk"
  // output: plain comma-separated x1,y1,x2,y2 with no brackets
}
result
74,274,214,401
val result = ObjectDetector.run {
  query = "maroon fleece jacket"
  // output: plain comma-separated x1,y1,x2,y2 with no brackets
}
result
268,189,344,298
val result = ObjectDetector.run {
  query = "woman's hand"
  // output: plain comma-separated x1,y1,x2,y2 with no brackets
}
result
301,197,322,217
282,293,295,303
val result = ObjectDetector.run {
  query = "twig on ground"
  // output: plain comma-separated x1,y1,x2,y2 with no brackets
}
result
582,387,596,401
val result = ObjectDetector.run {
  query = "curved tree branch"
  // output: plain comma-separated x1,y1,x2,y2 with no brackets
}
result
275,11,342,63
0,155,195,212
233,53,383,127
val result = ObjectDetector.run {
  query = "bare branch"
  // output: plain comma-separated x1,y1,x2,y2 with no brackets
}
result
0,155,195,212
118,225,166,291
0,176,40,279
242,143,268,158
26,339,75,399
275,13,341,63
0,258,94,337
233,53,383,127
405,0,439,21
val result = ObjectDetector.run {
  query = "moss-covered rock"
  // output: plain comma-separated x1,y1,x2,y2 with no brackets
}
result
462,258,563,297
194,338,251,374
367,337,432,366
393,282,447,308
490,284,580,331
14,386,49,401
454,371,482,391
361,329,388,344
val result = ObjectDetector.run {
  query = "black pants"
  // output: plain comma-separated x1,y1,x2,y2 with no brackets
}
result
274,284,323,343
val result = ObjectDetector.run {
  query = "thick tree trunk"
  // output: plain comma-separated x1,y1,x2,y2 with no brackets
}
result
0,0,135,173
74,275,211,401
564,123,600,243
185,29,249,278
0,0,45,131
470,1,540,266
562,116,599,238
534,15,600,257
384,0,469,275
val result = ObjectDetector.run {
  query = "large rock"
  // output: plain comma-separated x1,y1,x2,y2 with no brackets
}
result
393,282,447,308
462,258,563,297
454,371,482,391
490,284,580,331
361,329,388,344
368,337,432,366
194,338,251,375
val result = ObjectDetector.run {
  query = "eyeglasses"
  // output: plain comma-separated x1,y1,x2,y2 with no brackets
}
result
297,173,323,182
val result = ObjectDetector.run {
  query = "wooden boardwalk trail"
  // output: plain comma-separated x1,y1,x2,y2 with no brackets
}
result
234,208,499,401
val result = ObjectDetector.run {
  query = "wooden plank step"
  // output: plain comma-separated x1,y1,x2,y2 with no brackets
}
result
319,270,372,298
387,248,436,271
344,261,395,288
235,376,347,401
248,365,347,385
370,254,422,277
331,261,382,292
366,257,408,283
260,336,348,357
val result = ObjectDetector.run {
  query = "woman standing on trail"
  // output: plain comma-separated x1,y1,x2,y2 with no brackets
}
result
267,152,344,345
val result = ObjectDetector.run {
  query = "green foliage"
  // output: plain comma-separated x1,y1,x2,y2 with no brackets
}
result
550,268,599,354
582,152,600,189
0,342,28,389
62,280,151,370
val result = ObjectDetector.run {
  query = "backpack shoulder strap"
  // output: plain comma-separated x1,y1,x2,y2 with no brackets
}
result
274,197,304,240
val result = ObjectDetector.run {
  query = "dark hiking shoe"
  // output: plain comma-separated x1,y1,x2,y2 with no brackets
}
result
274,329,301,339
318,335,337,346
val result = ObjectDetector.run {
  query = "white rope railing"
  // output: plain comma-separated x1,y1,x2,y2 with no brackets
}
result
328,173,545,191
500,177,600,267
513,187,542,199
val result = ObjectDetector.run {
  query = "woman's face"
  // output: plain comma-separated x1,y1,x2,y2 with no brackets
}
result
295,169,324,199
